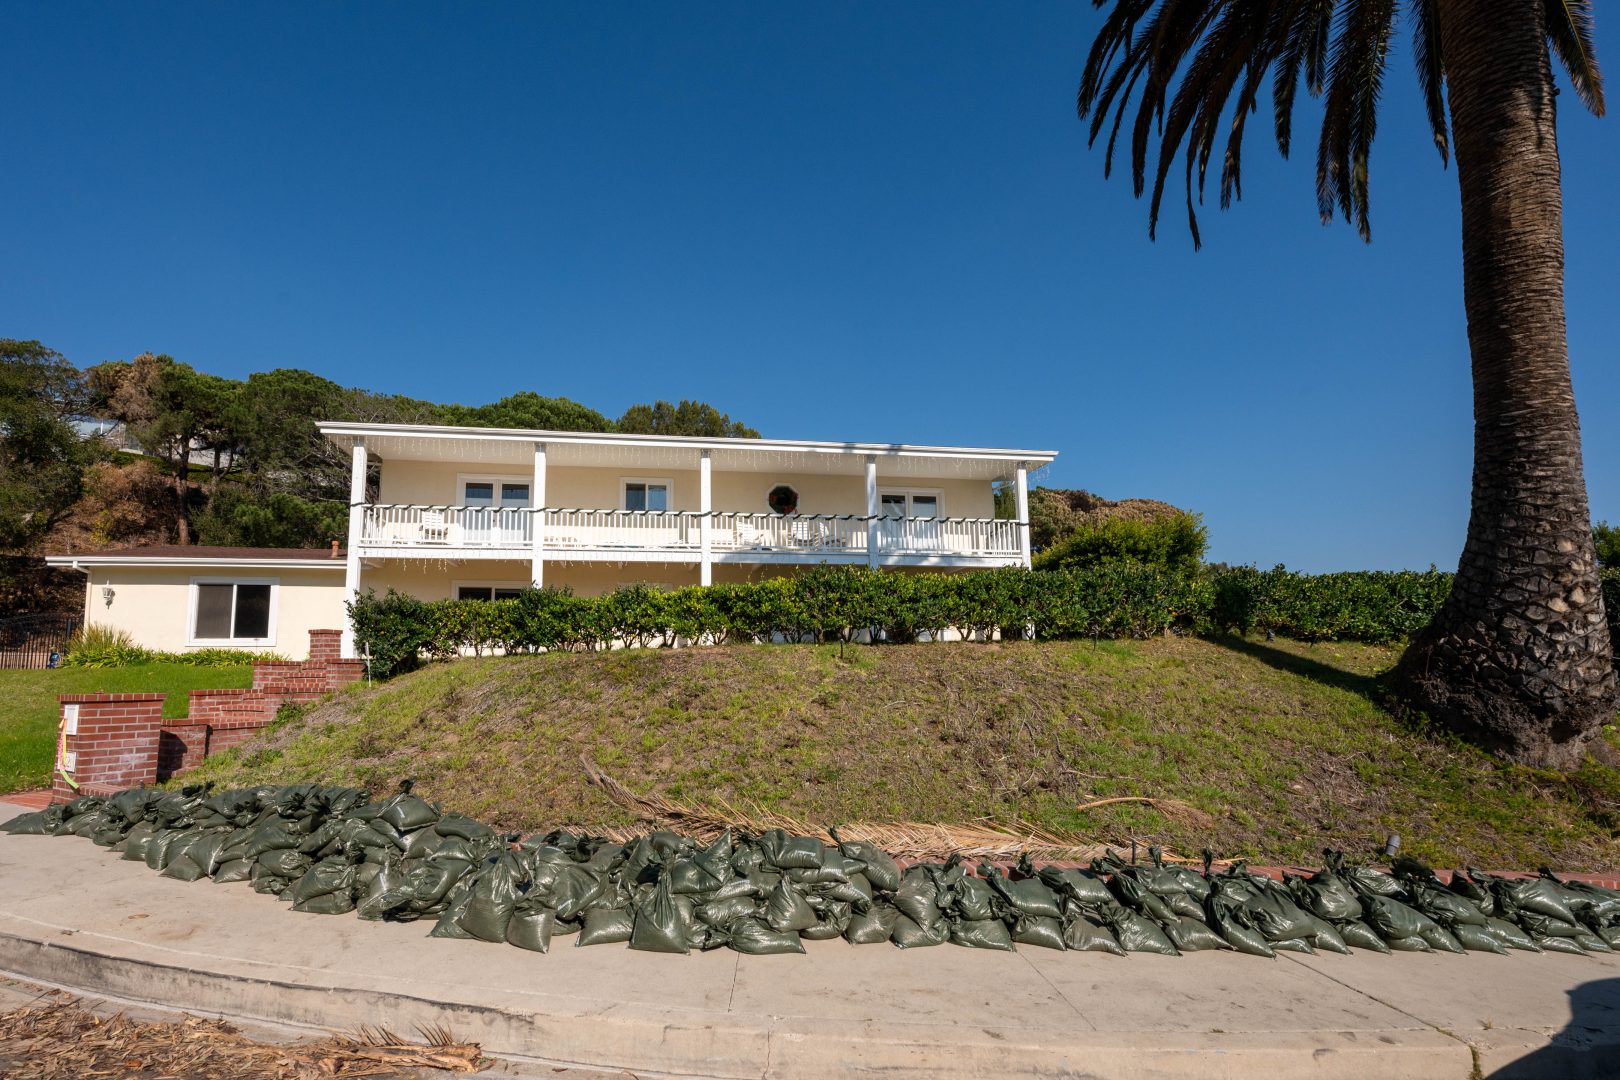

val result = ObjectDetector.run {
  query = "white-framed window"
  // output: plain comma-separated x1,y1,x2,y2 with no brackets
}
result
456,474,532,508
621,477,672,512
188,577,278,646
879,488,943,519
452,580,529,602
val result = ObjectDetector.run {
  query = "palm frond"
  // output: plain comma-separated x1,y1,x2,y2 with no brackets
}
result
1546,0,1606,115
1409,0,1449,162
1316,0,1397,239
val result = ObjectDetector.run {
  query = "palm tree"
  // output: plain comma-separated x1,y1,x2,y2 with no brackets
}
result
1076,0,1613,768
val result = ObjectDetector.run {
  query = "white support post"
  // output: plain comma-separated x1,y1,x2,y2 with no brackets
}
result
531,442,547,587
865,456,879,568
341,438,367,659
1015,463,1031,569
699,450,713,586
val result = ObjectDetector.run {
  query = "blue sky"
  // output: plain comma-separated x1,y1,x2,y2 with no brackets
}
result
3,3,1614,571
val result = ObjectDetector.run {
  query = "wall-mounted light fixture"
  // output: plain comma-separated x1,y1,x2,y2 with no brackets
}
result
101,585,115,608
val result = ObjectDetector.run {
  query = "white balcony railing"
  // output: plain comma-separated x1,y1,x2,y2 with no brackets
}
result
359,506,1024,560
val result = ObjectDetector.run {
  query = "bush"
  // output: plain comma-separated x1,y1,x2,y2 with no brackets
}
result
1032,512,1207,574
1209,566,1452,644
61,623,278,668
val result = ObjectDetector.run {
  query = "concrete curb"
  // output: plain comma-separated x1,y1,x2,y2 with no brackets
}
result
0,928,1476,1079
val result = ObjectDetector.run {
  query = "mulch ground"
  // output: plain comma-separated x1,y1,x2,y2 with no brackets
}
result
0,989,485,1079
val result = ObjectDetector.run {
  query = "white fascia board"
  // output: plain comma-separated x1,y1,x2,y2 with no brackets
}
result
315,420,1059,464
45,555,348,571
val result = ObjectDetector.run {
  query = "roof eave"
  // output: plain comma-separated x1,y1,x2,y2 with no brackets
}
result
315,420,1059,464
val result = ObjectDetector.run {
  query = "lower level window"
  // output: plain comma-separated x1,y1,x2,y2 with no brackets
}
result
192,580,275,644
456,586,525,601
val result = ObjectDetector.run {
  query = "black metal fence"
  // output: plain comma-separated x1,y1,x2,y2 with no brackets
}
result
0,613,82,669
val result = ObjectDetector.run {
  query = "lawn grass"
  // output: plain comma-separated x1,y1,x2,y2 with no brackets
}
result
0,664,252,794
187,636,1620,870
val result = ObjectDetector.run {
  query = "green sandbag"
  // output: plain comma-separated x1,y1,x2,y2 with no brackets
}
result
1108,909,1179,956
786,858,857,886
534,864,604,921
1271,936,1315,954
1342,864,1403,897
401,827,443,860
1062,913,1126,955
294,891,357,915
669,856,727,895
630,879,691,954
291,859,359,905
767,833,826,871
890,913,950,948
894,867,947,926
161,855,209,882
981,865,1062,920
1385,933,1433,952
1109,873,1178,925
1295,870,1362,922
1207,897,1274,957
1165,916,1231,952
763,879,818,933
1038,866,1113,909
378,785,439,833
697,894,758,928
950,875,999,922
1492,875,1577,924
845,903,899,945
1573,932,1612,953
458,854,528,943
1359,893,1429,941
1453,923,1508,954
951,918,1015,951
823,873,874,907
1335,920,1391,953
1516,911,1585,939
1247,884,1316,944
1304,915,1350,955
257,848,312,879
2,810,56,835
144,829,188,871
801,898,852,940
429,897,476,939
213,859,254,884
1597,925,1620,948
119,823,157,860
1483,917,1541,951
830,828,902,893
435,813,495,841
1011,915,1066,951
507,909,556,953
729,918,806,955
577,907,635,946
1420,925,1466,954
1536,935,1586,955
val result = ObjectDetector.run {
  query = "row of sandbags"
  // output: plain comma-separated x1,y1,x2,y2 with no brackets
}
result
6,782,1620,958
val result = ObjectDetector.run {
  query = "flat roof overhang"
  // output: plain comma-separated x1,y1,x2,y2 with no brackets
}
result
317,422,1058,481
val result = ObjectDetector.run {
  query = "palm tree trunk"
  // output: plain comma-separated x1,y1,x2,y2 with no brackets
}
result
1397,0,1616,767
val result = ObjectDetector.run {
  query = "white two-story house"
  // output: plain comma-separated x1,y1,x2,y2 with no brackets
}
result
50,421,1058,658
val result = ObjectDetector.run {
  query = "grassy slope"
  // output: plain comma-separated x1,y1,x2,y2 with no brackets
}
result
188,637,1620,870
0,664,253,793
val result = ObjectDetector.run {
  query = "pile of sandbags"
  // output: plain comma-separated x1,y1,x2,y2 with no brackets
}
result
6,784,1618,960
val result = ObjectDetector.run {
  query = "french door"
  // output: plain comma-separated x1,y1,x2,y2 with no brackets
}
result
461,479,531,544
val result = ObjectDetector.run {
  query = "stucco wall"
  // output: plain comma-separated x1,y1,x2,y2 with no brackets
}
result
376,460,995,518
76,566,347,659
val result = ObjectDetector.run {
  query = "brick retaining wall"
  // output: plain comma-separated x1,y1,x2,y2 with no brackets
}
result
54,629,361,800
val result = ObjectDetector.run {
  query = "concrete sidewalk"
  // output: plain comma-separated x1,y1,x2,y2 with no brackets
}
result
2,800,1616,1079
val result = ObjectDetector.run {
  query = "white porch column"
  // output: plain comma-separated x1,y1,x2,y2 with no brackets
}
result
341,438,367,659
699,450,713,586
531,441,547,586
865,456,879,568
1014,463,1031,569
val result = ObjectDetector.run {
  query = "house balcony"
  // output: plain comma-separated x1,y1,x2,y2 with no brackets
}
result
356,505,1026,567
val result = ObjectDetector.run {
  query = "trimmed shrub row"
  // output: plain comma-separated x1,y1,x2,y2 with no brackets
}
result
349,564,1489,678
350,566,1620,680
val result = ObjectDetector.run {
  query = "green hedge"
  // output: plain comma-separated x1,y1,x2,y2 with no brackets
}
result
350,564,1620,679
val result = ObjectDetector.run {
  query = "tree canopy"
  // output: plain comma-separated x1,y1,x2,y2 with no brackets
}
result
0,340,98,549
